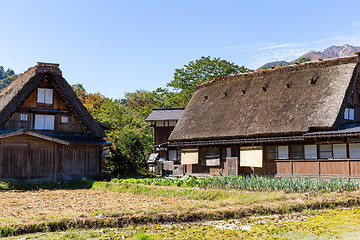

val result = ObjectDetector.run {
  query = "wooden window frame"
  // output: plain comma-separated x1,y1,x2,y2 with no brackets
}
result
318,144,333,159
344,107,355,120
37,88,54,105
61,116,69,124
20,113,28,122
290,145,304,159
34,114,55,130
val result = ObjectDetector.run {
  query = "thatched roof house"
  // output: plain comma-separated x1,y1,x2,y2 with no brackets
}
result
0,62,109,181
168,54,360,177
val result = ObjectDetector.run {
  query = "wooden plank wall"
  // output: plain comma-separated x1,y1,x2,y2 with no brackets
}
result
0,136,101,180
154,127,173,146
268,159,360,177
183,144,360,177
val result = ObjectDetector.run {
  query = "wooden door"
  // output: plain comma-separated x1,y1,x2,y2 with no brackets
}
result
226,157,238,176
1,145,27,179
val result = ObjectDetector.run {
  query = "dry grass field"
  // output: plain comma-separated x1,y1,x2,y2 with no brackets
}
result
1,180,360,239
0,189,203,225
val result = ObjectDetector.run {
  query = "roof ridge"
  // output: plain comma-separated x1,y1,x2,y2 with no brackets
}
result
196,54,360,91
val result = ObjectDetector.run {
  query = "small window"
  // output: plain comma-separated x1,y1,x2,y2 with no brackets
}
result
291,145,304,159
226,147,232,157
265,146,277,160
155,121,164,127
278,146,289,159
37,88,53,104
34,114,55,130
319,144,333,159
344,108,355,120
61,116,68,124
304,145,317,159
20,113,28,121
168,120,177,127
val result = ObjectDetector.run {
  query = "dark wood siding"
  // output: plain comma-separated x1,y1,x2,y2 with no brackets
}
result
0,136,101,180
154,126,174,145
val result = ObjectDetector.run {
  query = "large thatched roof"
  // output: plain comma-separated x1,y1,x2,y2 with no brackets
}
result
0,62,106,138
169,55,360,141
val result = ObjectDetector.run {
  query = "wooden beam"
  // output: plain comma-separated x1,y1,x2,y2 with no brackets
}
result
27,142,31,180
0,141,2,179
0,129,69,145
54,143,58,181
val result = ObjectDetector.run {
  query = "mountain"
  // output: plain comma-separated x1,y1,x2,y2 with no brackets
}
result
258,44,360,69
258,61,291,69
295,44,360,62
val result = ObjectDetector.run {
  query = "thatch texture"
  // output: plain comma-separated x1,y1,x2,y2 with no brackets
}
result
169,56,360,141
0,62,106,138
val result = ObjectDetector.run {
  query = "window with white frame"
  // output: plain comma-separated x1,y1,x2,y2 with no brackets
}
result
344,108,355,120
264,146,289,160
34,114,55,130
20,113,28,121
61,116,69,124
226,147,232,157
37,88,53,104
304,145,317,159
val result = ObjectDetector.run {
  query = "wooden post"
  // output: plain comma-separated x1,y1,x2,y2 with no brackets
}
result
85,145,88,178
290,160,293,175
27,142,31,180
0,141,2,179
54,143,58,181
61,145,65,180
318,160,321,176
348,160,351,177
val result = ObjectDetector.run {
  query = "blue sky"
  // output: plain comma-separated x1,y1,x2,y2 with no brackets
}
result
1,0,360,99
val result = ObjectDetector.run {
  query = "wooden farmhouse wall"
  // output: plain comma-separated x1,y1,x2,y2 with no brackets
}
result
0,135,101,181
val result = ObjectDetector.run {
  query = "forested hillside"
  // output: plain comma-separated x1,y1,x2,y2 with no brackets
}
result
0,66,16,91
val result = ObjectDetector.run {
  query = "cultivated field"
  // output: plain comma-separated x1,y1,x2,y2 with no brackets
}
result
1,177,360,239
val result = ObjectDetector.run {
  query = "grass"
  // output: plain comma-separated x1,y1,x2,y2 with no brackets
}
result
6,208,360,239
1,177,360,238
0,180,94,191
112,175,360,193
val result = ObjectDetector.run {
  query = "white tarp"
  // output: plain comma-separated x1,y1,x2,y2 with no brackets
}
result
147,153,159,164
181,149,198,165
240,146,263,167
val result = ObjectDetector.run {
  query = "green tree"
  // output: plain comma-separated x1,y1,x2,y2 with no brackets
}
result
106,129,152,176
0,66,17,91
167,56,250,106
72,84,153,177
298,57,311,63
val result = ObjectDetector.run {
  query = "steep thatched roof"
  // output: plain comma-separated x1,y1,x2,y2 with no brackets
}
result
169,55,360,141
0,62,106,138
